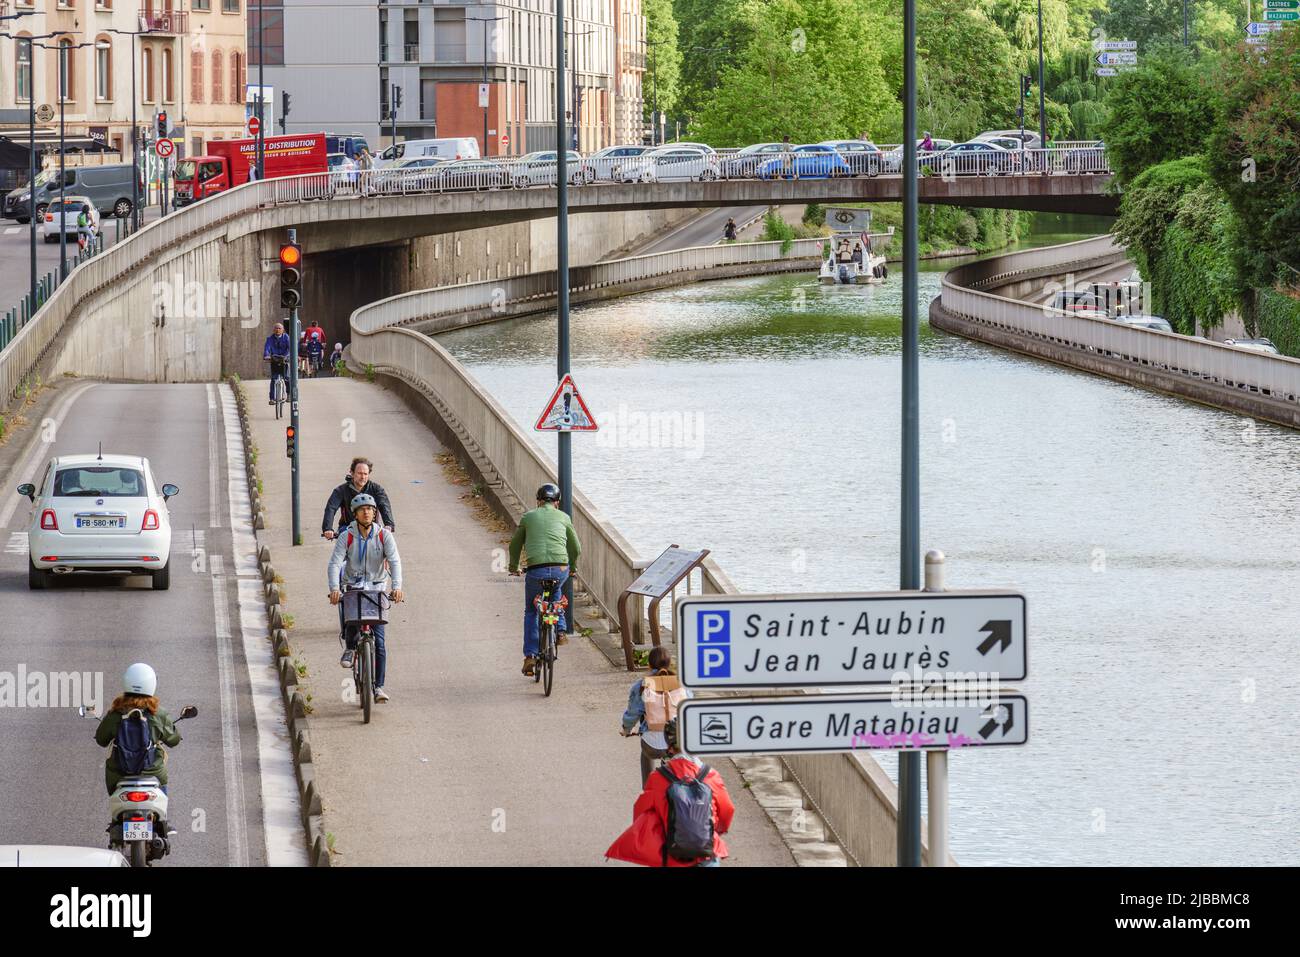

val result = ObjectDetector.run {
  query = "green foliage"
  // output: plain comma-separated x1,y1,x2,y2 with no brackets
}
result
1157,184,1242,334
1097,44,1216,186
645,0,683,123
760,209,796,244
802,203,825,227
1111,156,1209,260
1100,0,1245,53
1252,290,1300,358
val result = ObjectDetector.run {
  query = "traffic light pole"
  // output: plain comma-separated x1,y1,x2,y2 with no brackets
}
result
287,226,302,546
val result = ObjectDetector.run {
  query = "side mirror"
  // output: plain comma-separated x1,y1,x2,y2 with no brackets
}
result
178,705,198,720
17,483,35,501
78,705,96,718
161,483,179,501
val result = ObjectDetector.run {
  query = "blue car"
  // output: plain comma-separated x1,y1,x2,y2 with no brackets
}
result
757,144,852,179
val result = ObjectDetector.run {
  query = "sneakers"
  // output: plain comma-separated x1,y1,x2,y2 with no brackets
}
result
340,649,354,669
374,687,390,703
268,399,276,406
521,656,536,676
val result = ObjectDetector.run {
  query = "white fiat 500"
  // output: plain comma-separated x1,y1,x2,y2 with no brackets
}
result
16,454,179,591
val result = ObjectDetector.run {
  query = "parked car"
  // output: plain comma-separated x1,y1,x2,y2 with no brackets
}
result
41,196,100,244
936,140,1017,175
587,144,651,181
718,142,786,178
1065,141,1107,173
819,140,881,176
756,144,852,179
1114,315,1173,332
885,138,956,172
16,453,180,590
375,137,481,167
1223,338,1280,355
429,159,512,189
510,150,592,187
614,146,717,183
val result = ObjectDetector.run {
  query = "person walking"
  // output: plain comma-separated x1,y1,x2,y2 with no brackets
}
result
605,718,734,867
322,457,396,537
508,483,581,676
620,646,690,787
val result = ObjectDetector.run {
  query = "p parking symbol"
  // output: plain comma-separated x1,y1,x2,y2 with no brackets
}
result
696,609,731,679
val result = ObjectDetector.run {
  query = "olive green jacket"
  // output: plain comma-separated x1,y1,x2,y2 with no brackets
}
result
95,708,182,792
508,505,581,573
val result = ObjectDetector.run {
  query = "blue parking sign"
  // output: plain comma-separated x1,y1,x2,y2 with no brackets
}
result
696,609,731,679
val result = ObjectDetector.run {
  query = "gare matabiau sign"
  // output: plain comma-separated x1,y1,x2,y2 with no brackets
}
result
676,591,1027,688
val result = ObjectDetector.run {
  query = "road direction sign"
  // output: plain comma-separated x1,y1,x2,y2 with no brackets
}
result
1264,0,1298,8
1246,36,1270,44
1094,67,1118,76
1247,20,1283,34
1095,39,1137,50
154,138,175,159
1096,52,1138,65
1264,9,1299,18
676,590,1027,688
534,373,598,432
678,694,1030,755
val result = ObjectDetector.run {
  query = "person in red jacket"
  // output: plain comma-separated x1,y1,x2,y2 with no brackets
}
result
605,718,735,867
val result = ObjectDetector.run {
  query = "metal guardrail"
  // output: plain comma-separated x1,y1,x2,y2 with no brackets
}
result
940,237,1300,403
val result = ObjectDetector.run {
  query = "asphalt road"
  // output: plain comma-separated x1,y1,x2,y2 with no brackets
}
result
633,205,769,255
0,383,270,865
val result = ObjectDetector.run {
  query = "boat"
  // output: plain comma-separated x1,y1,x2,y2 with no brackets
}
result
818,207,895,285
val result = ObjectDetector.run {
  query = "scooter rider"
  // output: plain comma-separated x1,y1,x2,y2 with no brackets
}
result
93,663,182,795
328,494,405,703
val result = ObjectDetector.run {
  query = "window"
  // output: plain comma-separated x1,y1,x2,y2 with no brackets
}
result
59,39,75,102
162,47,173,102
191,49,204,103
96,0,113,8
222,0,240,11
15,37,32,103
211,48,223,104
142,47,155,102
95,39,112,100
54,467,145,498
192,0,209,8
230,52,243,104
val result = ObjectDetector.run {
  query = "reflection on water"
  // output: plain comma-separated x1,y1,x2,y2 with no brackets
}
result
439,243,1300,867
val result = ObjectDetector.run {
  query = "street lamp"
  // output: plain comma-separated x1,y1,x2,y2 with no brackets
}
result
566,26,595,153
105,27,160,231
466,15,507,157
34,38,98,281
553,0,573,613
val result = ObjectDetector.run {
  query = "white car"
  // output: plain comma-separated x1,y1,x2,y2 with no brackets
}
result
0,845,129,867
17,453,179,590
41,195,100,244
1223,337,1280,355
614,146,718,183
510,150,591,187
586,144,651,181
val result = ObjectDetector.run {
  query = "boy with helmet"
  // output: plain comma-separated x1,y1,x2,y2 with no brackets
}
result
508,483,581,676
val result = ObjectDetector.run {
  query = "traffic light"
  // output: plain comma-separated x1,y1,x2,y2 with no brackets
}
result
1021,75,1033,98
279,241,303,309
156,111,168,138
285,425,296,459
392,84,403,110
282,90,291,119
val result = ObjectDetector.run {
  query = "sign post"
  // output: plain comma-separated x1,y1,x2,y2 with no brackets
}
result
616,545,710,670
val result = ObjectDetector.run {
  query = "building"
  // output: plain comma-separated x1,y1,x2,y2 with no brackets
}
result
255,1,643,156
0,1,247,181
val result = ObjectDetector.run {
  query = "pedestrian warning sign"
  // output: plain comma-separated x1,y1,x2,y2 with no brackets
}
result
534,373,598,432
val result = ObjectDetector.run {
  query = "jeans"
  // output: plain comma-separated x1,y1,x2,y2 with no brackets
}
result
340,603,387,687
523,565,569,657
640,739,669,788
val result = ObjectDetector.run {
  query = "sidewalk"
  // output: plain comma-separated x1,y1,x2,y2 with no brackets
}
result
249,375,794,866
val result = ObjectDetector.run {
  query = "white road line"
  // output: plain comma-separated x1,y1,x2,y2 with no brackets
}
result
0,382,95,531
4,227,17,235
207,383,222,528
5,532,27,553
219,383,308,866
209,552,250,867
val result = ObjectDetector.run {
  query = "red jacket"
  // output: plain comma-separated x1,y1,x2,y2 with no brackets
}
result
605,757,734,867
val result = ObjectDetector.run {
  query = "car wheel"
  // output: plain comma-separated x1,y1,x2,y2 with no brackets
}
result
113,199,133,218
513,175,529,189
28,558,48,590
35,204,48,221
151,562,170,591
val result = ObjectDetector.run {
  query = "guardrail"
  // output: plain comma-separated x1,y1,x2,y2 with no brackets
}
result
940,237,1300,405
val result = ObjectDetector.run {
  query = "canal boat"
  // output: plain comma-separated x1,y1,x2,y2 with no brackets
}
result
819,207,894,285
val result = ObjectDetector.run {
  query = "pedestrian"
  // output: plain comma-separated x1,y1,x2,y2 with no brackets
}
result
248,161,260,182
357,147,375,171
620,646,690,787
921,131,934,153
781,134,795,179
723,217,738,242
605,718,734,867
322,457,397,538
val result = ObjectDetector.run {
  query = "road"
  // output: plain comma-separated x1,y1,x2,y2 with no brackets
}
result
0,382,301,865
632,205,769,255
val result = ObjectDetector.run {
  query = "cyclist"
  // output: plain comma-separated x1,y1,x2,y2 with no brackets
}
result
328,494,405,704
329,342,345,375
300,320,326,376
262,321,291,405
508,483,581,677
322,457,396,539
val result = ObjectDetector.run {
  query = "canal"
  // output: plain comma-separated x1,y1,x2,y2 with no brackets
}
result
438,223,1300,866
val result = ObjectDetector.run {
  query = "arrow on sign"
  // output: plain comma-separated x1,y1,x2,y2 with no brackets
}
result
1247,20,1282,34
1265,9,1299,18
1094,67,1118,76
979,702,1015,740
977,620,1012,656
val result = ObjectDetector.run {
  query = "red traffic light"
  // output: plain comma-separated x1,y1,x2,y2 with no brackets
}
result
279,243,301,267
286,426,295,438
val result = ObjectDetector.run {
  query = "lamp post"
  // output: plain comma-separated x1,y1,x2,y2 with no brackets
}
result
1036,0,1046,153
638,37,658,146
467,14,506,157
106,27,159,232
35,38,98,281
566,26,594,153
554,0,573,614
258,0,265,177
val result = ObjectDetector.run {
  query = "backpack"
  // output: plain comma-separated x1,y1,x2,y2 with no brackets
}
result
113,708,157,776
642,674,686,732
658,763,715,864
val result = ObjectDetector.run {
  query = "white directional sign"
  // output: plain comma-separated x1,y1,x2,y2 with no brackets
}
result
1096,52,1138,65
1094,67,1119,76
676,591,1027,688
679,694,1030,755
1094,39,1137,50
1247,21,1282,34
1246,35,1270,44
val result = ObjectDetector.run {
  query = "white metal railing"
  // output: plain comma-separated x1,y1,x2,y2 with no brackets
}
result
941,240,1300,403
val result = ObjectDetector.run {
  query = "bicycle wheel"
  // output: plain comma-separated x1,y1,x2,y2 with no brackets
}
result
274,377,286,419
542,624,555,697
361,639,373,724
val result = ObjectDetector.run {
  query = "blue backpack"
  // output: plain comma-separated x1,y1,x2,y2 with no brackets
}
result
658,763,716,864
114,709,157,776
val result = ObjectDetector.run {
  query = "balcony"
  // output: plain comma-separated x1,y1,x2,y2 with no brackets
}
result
404,43,420,62
621,49,647,71
137,10,189,34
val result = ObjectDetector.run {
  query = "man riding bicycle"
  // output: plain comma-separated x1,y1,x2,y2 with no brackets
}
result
508,483,581,677
263,321,291,404
300,320,326,376
328,493,405,703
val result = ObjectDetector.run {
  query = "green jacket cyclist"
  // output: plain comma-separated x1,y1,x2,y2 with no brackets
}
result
509,483,581,676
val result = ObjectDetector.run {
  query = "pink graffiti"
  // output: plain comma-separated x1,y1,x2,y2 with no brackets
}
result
849,731,936,750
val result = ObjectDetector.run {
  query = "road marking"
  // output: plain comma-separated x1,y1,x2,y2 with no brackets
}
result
206,383,222,528
4,226,18,235
0,382,95,531
209,552,250,867
219,383,308,866
5,532,27,553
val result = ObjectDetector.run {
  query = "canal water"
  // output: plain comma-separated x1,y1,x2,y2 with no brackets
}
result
438,223,1300,866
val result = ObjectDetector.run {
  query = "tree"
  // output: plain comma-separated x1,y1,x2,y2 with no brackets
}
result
644,0,683,133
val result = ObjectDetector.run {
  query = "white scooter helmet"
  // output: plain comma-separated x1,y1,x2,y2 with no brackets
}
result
124,662,157,696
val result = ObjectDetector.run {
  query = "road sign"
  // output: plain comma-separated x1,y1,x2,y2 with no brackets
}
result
1094,67,1118,76
676,590,1027,688
1247,20,1283,34
1095,39,1137,50
1096,52,1138,65
1246,36,1270,44
154,138,174,159
678,694,1030,755
248,116,261,137
35,104,54,123
1264,9,1299,18
534,373,598,432
501,132,510,146
1264,0,1298,8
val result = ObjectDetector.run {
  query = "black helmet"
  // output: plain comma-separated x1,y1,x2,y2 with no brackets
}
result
664,717,679,752
536,483,561,503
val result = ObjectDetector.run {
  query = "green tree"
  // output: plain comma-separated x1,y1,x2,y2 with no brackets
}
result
671,0,755,124
644,0,683,131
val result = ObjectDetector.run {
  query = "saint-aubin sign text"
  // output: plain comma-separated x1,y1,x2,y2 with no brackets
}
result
676,591,1027,689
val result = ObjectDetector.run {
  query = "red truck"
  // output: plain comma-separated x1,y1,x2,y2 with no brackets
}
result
172,132,328,206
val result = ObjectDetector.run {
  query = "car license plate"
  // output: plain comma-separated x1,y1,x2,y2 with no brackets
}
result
123,820,153,841
76,516,124,529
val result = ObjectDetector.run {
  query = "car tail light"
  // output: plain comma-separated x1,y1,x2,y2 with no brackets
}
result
125,791,152,803
40,509,58,530
40,556,58,562
142,509,160,530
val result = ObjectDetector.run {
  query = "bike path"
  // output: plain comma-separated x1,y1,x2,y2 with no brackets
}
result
248,376,794,866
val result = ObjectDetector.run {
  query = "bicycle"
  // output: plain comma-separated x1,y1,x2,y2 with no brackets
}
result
339,586,390,724
533,578,568,698
266,357,289,419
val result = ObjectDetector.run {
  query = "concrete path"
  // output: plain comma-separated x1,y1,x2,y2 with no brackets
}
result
249,375,793,866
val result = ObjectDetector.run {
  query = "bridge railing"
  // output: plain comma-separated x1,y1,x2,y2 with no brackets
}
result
941,238,1300,403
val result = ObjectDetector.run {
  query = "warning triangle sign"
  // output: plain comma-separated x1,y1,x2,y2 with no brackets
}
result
534,373,599,432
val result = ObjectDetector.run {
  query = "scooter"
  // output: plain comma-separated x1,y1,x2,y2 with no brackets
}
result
81,704,198,867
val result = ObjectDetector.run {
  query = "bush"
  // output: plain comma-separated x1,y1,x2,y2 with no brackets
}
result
802,204,825,227
760,210,796,244
951,213,978,247
1252,289,1300,358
